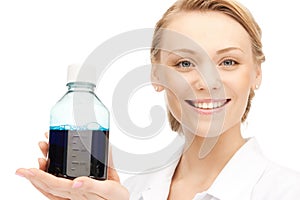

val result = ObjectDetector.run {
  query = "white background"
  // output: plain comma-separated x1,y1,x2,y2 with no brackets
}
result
1,0,300,199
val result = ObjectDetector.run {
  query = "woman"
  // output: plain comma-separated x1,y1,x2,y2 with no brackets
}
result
16,0,300,199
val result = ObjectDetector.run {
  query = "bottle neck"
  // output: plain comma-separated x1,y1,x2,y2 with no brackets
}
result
67,82,96,92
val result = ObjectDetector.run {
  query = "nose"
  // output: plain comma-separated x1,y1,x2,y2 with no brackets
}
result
193,65,222,91
194,76,221,91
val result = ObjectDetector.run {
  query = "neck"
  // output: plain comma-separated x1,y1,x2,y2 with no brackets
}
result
173,123,245,190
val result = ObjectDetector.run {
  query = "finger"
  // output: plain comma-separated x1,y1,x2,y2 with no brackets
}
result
38,141,48,158
16,168,36,178
45,131,49,139
73,193,107,200
16,168,69,200
73,177,129,200
107,146,120,182
68,192,94,200
18,168,73,198
107,165,120,182
30,177,71,199
28,168,72,189
38,158,47,171
32,182,69,200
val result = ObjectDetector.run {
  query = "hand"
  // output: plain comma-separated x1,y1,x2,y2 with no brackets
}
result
15,168,129,200
16,132,129,200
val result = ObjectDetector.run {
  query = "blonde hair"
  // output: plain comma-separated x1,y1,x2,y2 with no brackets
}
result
151,0,265,132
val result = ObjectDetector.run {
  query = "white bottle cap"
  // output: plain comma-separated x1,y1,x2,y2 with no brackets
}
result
67,64,97,85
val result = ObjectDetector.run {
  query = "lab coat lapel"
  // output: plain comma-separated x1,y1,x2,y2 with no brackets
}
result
140,155,181,200
207,138,269,200
141,183,171,200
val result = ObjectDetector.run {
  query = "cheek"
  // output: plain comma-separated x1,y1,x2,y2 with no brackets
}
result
164,82,188,122
222,66,255,92
161,67,194,97
162,71,195,122
165,90,181,121
222,69,254,115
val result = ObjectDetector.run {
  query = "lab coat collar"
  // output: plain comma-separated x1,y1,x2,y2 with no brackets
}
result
140,135,184,200
206,138,269,200
141,158,179,200
141,138,268,200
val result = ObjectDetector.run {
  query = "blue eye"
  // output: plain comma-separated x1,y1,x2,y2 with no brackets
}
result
222,59,236,67
177,60,193,68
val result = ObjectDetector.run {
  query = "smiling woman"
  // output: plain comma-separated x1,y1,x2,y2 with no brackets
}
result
128,0,300,199
15,0,300,199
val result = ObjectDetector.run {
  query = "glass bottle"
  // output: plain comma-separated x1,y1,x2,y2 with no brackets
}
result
47,64,109,180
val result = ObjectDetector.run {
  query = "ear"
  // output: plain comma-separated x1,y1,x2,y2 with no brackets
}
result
253,64,262,90
151,64,164,92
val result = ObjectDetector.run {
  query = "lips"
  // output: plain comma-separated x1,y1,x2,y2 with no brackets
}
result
185,99,231,112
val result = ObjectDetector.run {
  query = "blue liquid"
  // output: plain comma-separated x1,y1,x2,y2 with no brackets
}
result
47,126,109,180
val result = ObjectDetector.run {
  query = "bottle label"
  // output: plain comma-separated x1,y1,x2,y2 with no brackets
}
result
66,130,92,177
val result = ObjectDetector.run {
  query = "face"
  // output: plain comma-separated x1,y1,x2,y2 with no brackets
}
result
152,11,262,137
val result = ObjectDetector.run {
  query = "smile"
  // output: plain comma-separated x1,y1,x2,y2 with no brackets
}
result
185,99,231,113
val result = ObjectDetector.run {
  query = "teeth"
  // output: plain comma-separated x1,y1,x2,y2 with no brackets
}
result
193,101,226,109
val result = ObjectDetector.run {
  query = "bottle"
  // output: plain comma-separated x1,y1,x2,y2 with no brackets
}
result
47,64,109,180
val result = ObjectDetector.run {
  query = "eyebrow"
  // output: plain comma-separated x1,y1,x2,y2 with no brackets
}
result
165,47,245,57
216,47,244,54
167,48,199,56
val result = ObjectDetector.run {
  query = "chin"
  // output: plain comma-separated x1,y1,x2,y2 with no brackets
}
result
181,122,226,138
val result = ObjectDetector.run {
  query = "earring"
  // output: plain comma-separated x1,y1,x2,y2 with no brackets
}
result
154,86,159,91
255,85,259,89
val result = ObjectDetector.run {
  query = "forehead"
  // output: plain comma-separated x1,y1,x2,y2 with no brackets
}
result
161,11,252,55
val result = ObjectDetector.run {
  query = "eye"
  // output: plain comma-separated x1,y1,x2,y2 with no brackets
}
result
219,59,239,70
222,59,236,66
176,60,194,68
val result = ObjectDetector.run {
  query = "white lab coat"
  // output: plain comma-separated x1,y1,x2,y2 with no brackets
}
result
124,138,300,200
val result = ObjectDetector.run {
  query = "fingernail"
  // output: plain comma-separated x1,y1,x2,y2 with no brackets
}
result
15,171,25,178
72,181,83,189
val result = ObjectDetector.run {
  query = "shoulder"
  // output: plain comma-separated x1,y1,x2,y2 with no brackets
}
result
253,161,300,199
